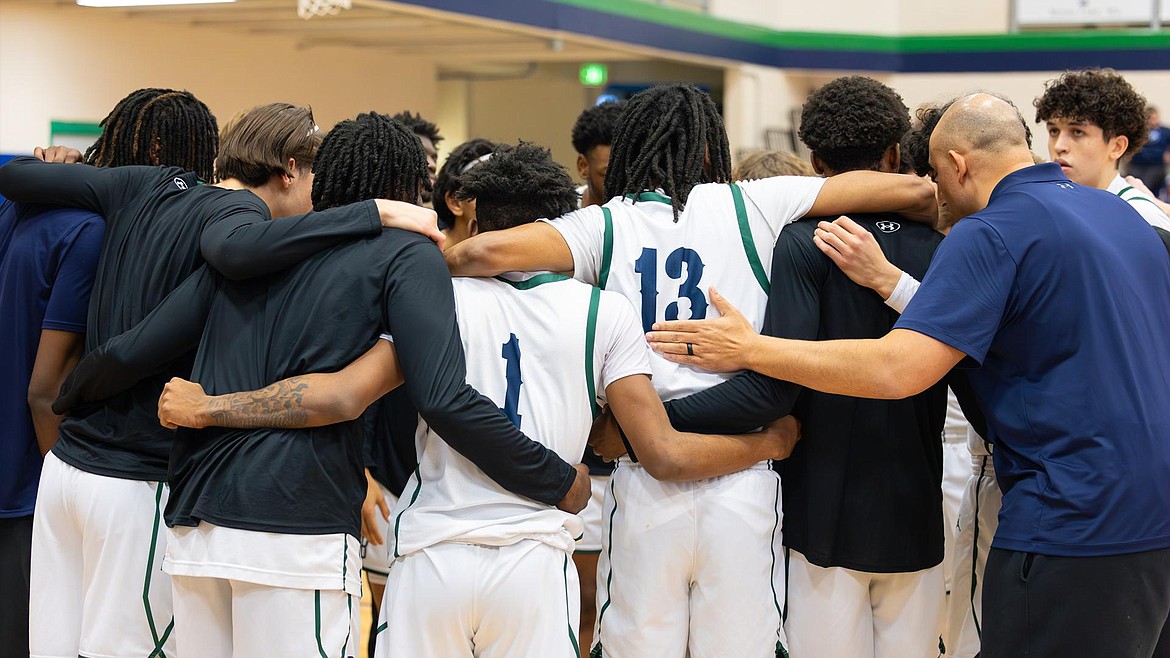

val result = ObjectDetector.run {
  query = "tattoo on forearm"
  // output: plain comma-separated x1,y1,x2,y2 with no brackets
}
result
207,378,312,429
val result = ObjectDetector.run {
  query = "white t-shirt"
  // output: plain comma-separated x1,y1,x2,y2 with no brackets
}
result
545,177,825,401
390,273,651,557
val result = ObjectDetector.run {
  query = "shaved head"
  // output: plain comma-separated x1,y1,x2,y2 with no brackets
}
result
929,93,1039,221
933,93,1032,157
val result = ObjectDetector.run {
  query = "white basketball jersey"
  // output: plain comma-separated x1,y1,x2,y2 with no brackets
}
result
389,273,651,558
1108,174,1170,231
547,177,825,400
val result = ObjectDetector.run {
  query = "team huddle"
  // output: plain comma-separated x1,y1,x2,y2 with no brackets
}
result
1,68,1169,658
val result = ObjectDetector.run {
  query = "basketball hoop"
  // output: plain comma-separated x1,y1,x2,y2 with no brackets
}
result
298,0,350,19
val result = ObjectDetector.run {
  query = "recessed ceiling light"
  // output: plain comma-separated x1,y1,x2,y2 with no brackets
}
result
77,0,237,7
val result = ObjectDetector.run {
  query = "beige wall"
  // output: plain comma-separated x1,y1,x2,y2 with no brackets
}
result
708,0,1009,34
459,61,723,177
0,2,437,153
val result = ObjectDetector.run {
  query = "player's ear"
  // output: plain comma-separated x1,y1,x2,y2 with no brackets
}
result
809,152,826,176
883,144,901,173
445,191,463,218
467,217,479,237
577,154,589,180
1106,134,1128,165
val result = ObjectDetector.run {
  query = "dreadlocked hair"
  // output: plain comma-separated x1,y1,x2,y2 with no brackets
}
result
604,84,731,221
456,142,579,233
391,110,443,147
311,112,430,211
433,138,502,229
85,88,217,182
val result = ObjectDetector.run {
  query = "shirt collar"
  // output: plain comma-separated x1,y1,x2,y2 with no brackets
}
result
988,162,1069,205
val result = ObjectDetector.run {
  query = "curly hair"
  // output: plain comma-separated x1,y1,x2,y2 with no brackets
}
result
732,150,814,180
85,88,218,182
1034,68,1150,155
571,101,625,155
902,104,950,177
391,110,443,147
605,84,731,221
798,76,910,173
456,142,579,233
433,138,502,230
311,112,429,211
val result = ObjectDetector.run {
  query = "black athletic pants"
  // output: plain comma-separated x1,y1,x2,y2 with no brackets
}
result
982,547,1170,658
0,515,33,658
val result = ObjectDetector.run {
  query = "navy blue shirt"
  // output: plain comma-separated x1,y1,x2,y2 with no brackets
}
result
0,202,103,517
1132,126,1170,166
896,163,1170,557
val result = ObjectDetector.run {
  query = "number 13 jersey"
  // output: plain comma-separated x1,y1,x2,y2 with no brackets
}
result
546,178,826,401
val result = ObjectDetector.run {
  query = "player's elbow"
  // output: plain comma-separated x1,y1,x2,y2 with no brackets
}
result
202,244,253,281
320,392,367,424
634,437,688,482
641,457,687,482
872,365,932,400
27,387,56,422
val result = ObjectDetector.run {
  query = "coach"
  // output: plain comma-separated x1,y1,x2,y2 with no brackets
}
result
647,93,1170,658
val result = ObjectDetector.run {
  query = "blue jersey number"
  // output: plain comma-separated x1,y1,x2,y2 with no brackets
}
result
633,247,707,333
500,334,523,428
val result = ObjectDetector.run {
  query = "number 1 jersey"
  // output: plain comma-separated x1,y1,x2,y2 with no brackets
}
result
389,273,651,558
546,178,826,401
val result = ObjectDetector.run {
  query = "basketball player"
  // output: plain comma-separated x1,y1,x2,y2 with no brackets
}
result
572,101,624,207
569,100,625,653
647,76,949,658
443,83,937,657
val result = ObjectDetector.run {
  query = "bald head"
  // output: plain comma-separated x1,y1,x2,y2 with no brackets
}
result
933,93,1032,159
929,93,1038,220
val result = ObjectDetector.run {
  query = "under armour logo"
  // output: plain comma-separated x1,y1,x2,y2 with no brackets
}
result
876,221,901,233
173,177,188,190
1056,182,1073,190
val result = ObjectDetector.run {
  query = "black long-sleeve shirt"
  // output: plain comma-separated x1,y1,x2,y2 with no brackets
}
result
666,215,947,572
55,230,575,537
0,158,385,481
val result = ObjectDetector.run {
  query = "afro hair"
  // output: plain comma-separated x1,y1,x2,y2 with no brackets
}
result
799,75,910,173
571,101,626,155
456,142,579,232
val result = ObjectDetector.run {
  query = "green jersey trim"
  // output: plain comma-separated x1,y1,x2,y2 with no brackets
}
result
392,465,423,558
494,273,570,289
624,191,672,205
599,207,614,288
729,183,771,295
585,287,602,418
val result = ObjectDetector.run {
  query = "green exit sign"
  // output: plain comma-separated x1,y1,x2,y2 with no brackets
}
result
579,63,608,86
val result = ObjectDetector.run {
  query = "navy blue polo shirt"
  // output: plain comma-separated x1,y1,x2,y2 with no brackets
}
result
0,201,103,517
896,163,1170,557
